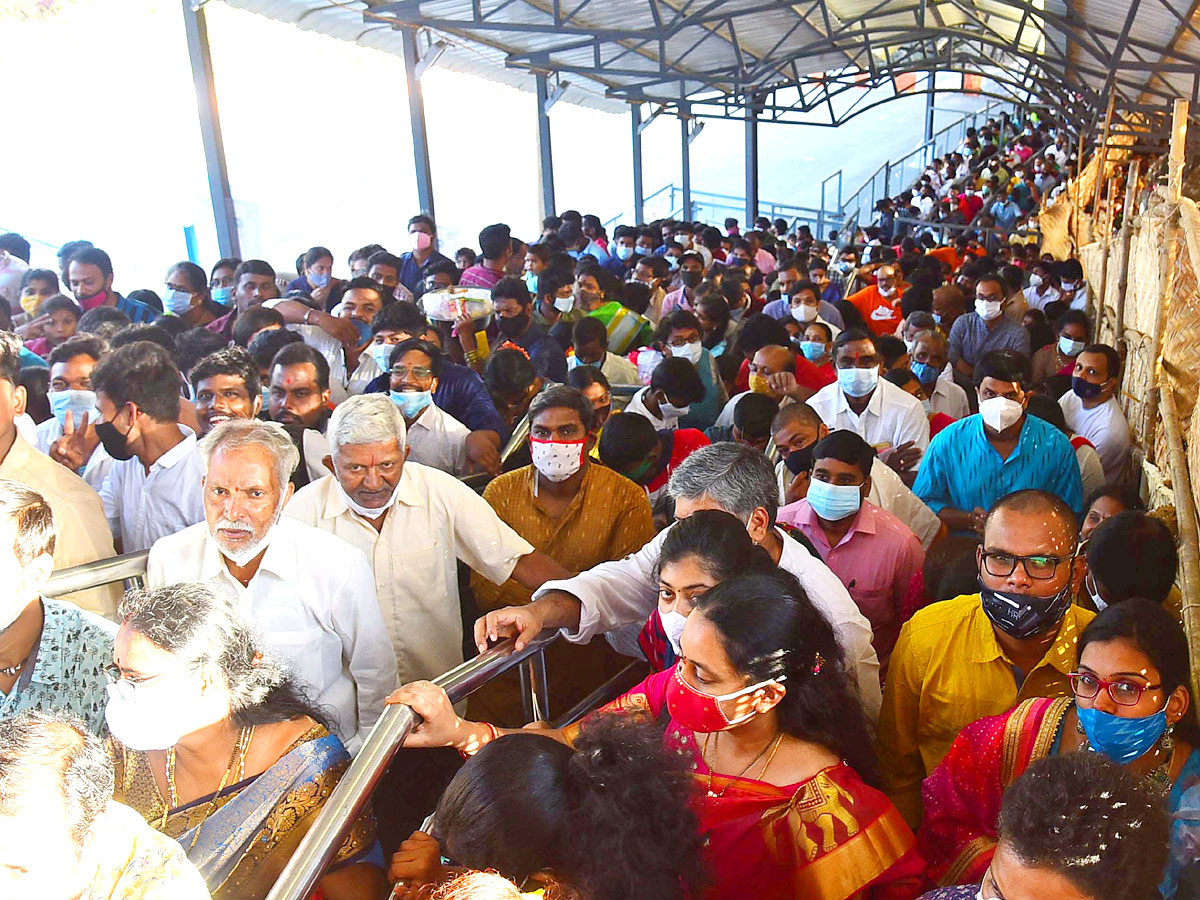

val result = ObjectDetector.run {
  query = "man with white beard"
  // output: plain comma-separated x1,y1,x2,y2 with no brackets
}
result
145,418,397,751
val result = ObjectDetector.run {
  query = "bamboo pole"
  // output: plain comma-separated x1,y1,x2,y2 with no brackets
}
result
1095,177,1116,337
1159,385,1200,707
1090,96,1115,218
1073,130,1086,252
1114,159,1140,346
1142,100,1188,458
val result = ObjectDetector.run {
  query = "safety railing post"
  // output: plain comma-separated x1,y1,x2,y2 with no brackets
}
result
519,649,551,723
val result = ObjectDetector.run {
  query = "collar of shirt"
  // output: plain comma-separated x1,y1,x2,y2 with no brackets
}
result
793,499,877,548
151,426,198,473
965,595,1083,676
522,462,592,522
834,378,885,418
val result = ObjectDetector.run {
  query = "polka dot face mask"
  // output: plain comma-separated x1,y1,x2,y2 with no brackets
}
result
529,437,587,483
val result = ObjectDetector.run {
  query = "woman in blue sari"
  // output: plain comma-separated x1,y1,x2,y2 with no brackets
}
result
104,582,385,900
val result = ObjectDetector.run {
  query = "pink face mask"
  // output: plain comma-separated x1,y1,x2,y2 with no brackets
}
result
664,662,784,733
77,289,109,311
411,231,433,253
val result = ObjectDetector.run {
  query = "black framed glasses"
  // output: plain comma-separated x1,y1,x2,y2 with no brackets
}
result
981,550,1067,580
1070,671,1162,706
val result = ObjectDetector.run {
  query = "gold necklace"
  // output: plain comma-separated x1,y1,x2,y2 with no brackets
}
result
703,731,783,799
163,726,255,850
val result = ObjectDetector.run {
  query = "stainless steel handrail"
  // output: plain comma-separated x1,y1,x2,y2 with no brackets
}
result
42,550,150,597
266,630,561,900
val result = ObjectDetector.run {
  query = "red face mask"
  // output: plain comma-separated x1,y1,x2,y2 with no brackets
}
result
664,662,784,733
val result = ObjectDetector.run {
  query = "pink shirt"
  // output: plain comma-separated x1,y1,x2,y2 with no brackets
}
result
458,264,504,289
659,287,692,318
754,247,777,276
777,499,924,671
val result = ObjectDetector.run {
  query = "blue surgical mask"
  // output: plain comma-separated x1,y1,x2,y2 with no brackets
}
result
553,293,575,313
163,289,193,316
1059,335,1085,357
523,271,539,294
931,312,943,325
615,245,634,261
836,366,879,398
370,342,393,373
800,341,827,362
211,286,233,306
49,390,98,427
1076,704,1169,764
806,478,863,521
390,389,433,418
310,272,331,288
666,256,680,270
350,318,371,344
910,360,939,385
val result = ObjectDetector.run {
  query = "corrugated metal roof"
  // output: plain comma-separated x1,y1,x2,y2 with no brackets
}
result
223,0,1200,134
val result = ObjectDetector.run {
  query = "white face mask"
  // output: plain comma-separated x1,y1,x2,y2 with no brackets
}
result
878,283,897,298
370,342,394,373
211,498,286,566
979,395,1024,432
335,473,402,520
104,677,193,751
975,298,1004,321
790,303,818,324
1060,280,1077,292
530,438,586,483
660,608,688,655
658,400,691,420
672,341,704,365
1028,273,1043,287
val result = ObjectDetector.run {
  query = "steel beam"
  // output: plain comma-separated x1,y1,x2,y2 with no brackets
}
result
745,96,760,227
680,108,692,221
400,29,435,218
181,0,240,258
631,103,645,224
535,73,556,220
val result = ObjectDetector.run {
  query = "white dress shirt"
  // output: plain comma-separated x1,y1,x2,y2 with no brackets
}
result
1059,393,1131,485
286,466,533,686
35,417,114,492
406,404,471,476
774,457,941,549
714,391,796,429
808,377,930,464
625,386,677,430
1023,285,1061,312
145,517,398,750
532,524,882,720
99,426,205,552
930,375,970,421
1075,439,1106,501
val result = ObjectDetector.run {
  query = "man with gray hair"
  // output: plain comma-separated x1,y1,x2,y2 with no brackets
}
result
0,710,210,899
475,441,883,718
286,393,569,686
146,418,397,750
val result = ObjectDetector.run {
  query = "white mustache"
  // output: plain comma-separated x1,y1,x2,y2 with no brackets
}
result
215,518,254,535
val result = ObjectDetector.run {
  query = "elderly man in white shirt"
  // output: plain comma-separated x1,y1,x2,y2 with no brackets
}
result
474,442,883,720
146,418,397,750
89,340,206,553
286,394,571,687
807,328,929,477
909,330,970,421
383,338,471,476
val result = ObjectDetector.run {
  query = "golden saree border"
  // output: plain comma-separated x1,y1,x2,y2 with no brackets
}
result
940,836,997,887
1000,697,1071,785
790,798,917,900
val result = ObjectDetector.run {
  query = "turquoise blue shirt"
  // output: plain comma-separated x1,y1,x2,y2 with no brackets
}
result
679,347,726,431
0,597,117,735
913,413,1083,519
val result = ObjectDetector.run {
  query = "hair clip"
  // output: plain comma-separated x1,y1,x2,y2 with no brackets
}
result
811,652,824,676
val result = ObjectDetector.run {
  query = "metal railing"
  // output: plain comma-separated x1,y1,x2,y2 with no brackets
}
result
43,550,149,598
640,183,842,236
266,629,562,900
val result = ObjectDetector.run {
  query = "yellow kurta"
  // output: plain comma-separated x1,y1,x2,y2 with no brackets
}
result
876,593,1094,828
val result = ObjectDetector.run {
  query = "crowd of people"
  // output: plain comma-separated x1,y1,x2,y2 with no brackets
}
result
0,108,1192,900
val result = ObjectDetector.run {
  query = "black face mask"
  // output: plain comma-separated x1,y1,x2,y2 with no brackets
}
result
497,314,529,339
979,578,1072,640
784,443,816,476
680,270,703,289
95,418,136,461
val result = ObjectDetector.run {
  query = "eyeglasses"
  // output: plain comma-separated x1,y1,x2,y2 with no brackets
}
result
980,550,1068,580
390,366,433,380
1069,671,1162,706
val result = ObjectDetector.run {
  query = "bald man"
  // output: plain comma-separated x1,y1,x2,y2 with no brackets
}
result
713,344,809,427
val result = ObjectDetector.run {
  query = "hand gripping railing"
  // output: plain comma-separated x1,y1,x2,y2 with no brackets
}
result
265,630,561,900
42,550,150,597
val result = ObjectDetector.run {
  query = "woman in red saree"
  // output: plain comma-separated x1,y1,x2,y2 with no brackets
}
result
390,566,927,900
919,600,1200,897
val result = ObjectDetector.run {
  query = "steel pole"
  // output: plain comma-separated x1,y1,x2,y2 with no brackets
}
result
631,104,645,225
535,73,556,221
745,98,759,228
400,29,435,219
181,0,240,258
680,110,692,221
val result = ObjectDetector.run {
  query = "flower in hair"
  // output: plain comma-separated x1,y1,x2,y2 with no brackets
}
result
811,652,824,676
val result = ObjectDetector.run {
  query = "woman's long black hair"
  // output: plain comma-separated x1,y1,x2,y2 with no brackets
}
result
433,715,706,900
693,569,881,787
656,509,776,586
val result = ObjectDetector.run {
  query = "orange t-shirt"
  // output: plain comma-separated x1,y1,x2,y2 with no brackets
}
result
927,246,960,271
847,283,907,336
